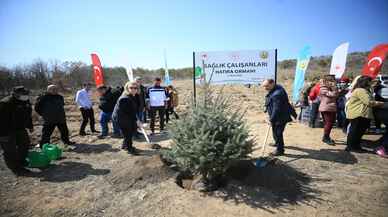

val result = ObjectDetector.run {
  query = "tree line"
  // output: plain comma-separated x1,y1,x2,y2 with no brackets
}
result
0,59,193,95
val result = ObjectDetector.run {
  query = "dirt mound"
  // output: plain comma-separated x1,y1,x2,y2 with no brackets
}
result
225,158,312,199
107,155,176,192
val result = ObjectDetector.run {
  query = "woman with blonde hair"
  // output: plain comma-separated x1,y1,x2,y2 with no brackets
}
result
112,81,142,154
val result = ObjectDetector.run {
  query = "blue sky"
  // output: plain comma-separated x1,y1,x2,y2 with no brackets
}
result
0,0,387,69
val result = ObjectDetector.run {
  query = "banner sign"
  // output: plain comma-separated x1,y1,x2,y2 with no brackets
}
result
194,49,276,85
362,44,388,79
329,42,349,79
91,53,104,87
292,45,312,103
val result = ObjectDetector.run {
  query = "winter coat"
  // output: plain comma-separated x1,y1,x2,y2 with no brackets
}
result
99,87,122,113
345,88,373,120
319,85,338,112
169,90,179,108
35,93,66,124
112,94,139,131
138,85,146,111
265,85,297,124
0,96,33,136
309,83,321,102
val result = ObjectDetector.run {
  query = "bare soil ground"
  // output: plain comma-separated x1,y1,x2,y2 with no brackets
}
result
1,80,387,217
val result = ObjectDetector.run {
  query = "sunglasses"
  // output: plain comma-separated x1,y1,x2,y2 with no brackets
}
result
129,87,138,90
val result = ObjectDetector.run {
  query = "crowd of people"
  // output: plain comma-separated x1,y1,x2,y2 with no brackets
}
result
1,74,387,176
0,77,180,175
295,74,388,154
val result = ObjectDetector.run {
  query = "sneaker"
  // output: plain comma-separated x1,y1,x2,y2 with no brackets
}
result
121,145,128,150
97,135,106,139
376,146,387,157
79,132,87,136
322,137,335,146
91,130,100,134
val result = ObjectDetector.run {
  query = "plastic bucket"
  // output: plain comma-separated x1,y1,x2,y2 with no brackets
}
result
42,144,62,161
26,151,51,168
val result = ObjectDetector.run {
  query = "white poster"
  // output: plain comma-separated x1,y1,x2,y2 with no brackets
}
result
194,49,276,85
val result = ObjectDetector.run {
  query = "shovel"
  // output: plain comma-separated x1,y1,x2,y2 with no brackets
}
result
255,124,271,168
139,125,161,150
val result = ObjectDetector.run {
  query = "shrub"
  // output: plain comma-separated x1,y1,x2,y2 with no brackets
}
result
164,83,253,186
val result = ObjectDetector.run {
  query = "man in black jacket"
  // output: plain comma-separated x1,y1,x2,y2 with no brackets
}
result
263,79,297,156
0,86,33,175
96,85,122,139
35,85,74,148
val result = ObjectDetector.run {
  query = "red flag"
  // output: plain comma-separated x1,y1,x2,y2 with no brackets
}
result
362,44,388,79
91,53,104,87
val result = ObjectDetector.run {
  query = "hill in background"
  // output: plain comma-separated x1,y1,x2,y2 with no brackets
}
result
1,51,387,94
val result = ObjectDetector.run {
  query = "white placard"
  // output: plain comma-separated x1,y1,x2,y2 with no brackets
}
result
149,91,166,107
194,49,276,85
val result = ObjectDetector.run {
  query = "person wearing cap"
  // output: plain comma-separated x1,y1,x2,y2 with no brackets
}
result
135,77,147,123
146,77,168,134
35,85,75,148
96,85,122,139
263,79,297,156
75,83,98,136
0,86,33,175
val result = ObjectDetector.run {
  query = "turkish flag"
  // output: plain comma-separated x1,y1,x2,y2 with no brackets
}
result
91,53,104,87
362,44,388,79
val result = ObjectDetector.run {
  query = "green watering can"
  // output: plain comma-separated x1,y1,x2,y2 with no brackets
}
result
26,151,51,168
42,143,63,161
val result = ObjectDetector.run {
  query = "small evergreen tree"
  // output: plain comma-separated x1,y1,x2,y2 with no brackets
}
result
164,82,253,186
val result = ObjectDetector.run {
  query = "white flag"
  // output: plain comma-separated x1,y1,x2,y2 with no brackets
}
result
127,65,134,81
164,49,171,85
329,42,349,79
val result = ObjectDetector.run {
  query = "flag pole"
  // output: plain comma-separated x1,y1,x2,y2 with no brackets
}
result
192,52,196,106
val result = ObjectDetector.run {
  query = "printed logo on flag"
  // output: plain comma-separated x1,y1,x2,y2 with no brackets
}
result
298,60,308,71
260,51,269,59
368,57,383,72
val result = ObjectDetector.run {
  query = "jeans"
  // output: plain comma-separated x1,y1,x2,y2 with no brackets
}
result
309,102,320,127
100,112,120,136
271,122,287,153
137,111,144,124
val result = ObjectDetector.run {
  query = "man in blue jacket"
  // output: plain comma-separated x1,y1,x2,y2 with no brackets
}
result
263,79,297,156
